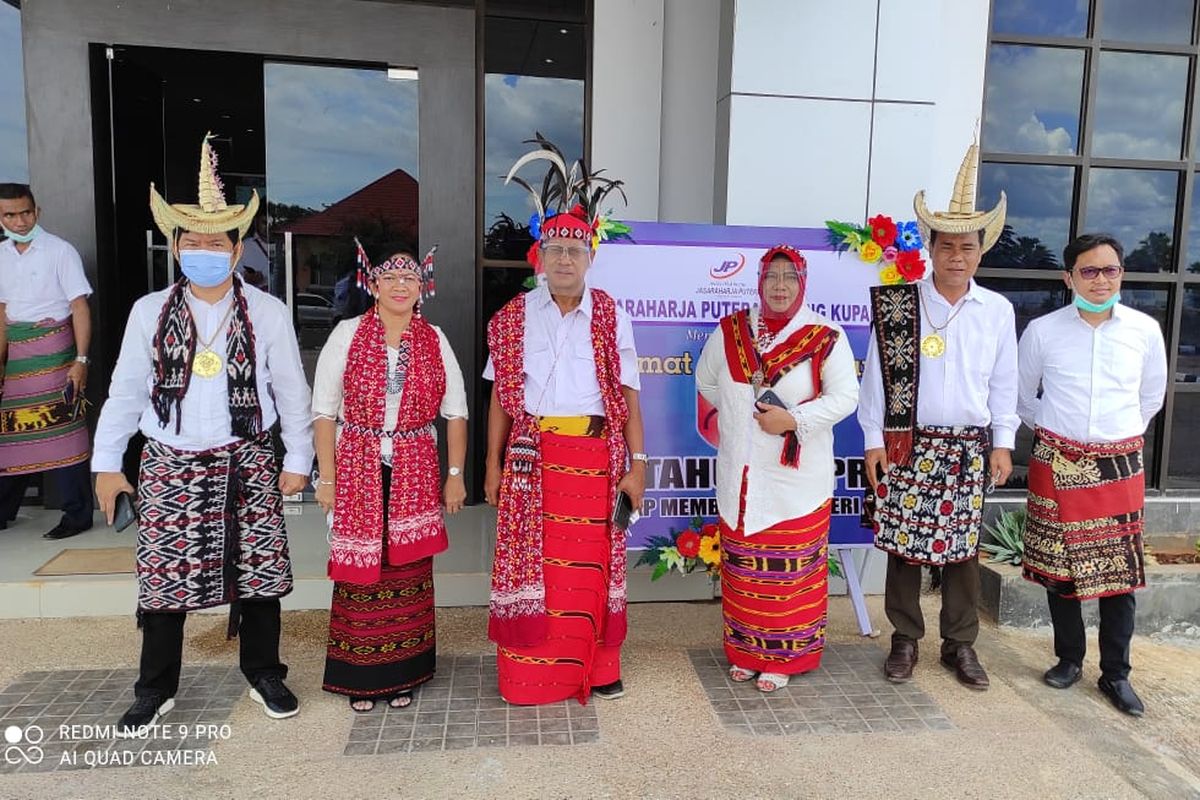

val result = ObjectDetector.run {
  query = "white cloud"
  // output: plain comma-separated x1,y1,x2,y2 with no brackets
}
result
983,44,1083,155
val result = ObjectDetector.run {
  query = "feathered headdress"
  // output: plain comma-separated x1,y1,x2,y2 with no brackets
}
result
150,132,259,240
504,132,632,272
354,238,438,300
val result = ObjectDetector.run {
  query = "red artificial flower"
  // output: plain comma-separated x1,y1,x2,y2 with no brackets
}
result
700,522,719,539
932,539,947,553
868,215,898,248
895,249,926,282
676,530,702,558
939,500,954,516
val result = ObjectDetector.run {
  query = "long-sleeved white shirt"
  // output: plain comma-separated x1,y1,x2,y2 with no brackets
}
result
696,307,860,535
483,283,641,416
92,283,314,475
1017,303,1167,443
311,316,468,459
858,278,1020,450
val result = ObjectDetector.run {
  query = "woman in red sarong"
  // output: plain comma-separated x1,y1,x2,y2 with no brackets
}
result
696,245,860,692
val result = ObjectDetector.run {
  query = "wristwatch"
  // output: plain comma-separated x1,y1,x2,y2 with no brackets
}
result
75,355,89,364
448,466,463,477
630,452,649,463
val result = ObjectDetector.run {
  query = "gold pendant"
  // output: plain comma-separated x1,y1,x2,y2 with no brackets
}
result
193,349,224,378
920,333,946,358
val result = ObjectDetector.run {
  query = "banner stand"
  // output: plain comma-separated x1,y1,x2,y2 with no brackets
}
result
832,544,880,637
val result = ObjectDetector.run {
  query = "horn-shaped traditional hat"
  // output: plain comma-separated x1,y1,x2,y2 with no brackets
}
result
913,135,1005,254
149,132,259,240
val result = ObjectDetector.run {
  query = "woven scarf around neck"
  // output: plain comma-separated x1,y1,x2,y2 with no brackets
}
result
150,276,262,439
486,287,630,649
327,308,448,584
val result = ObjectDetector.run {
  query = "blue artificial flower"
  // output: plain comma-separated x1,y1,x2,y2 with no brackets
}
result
896,220,922,252
528,211,542,241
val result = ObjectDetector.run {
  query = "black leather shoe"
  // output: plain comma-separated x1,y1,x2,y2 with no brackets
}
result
43,521,93,540
1043,660,1082,689
884,639,918,683
1098,676,1145,717
591,680,625,700
116,694,174,737
249,675,299,719
940,645,990,690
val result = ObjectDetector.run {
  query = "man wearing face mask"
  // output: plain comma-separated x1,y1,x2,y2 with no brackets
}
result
91,133,314,733
1017,233,1167,717
0,183,95,539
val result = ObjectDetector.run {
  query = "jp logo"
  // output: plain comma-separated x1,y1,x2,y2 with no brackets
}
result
709,253,745,280
3,724,44,765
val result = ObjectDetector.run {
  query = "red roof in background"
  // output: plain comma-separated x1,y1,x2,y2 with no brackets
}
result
278,169,418,237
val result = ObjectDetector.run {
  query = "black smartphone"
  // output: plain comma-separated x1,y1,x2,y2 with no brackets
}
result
611,490,634,530
756,389,787,409
113,491,137,532
63,382,75,406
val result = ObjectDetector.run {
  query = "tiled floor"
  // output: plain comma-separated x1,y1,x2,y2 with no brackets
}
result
689,644,956,735
0,665,244,773
343,655,600,755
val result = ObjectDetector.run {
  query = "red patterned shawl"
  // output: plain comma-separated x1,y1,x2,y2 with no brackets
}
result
487,288,630,648
328,309,448,584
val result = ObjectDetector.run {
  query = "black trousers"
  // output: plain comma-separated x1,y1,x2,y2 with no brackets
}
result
0,459,94,528
885,554,981,656
1046,590,1135,681
134,598,287,699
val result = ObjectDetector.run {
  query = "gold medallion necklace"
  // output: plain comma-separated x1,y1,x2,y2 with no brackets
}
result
918,285,967,359
190,300,236,379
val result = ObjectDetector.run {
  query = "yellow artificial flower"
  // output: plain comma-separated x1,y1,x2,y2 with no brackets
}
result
859,240,884,263
879,264,902,285
591,232,601,250
698,534,721,566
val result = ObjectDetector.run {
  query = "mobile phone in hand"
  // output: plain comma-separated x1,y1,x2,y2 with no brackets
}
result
612,490,635,530
63,382,75,406
756,389,787,409
113,491,137,532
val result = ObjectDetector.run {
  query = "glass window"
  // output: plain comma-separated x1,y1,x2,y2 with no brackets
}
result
982,45,1085,155
991,0,1088,38
483,8,587,260
1099,0,1193,45
980,164,1074,268
1085,168,1178,272
1092,52,1189,160
0,1,28,183
1168,393,1200,488
1120,282,1171,331
976,277,1069,338
1179,286,1200,383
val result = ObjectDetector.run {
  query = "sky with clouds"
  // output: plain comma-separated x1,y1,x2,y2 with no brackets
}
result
0,5,28,183
264,62,419,210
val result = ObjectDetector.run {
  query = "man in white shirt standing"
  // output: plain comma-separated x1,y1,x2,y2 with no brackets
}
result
92,134,313,733
859,141,1018,690
0,183,95,539
1018,233,1167,717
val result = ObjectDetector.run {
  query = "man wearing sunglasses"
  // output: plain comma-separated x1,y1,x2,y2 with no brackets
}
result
1017,232,1168,717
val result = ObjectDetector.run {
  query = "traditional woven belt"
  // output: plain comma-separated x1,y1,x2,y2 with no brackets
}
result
341,420,435,440
537,415,606,438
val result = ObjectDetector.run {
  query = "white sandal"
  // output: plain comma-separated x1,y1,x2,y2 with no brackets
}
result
756,673,790,692
729,666,757,683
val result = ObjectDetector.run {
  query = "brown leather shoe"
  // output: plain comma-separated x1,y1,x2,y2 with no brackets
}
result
884,639,918,683
941,645,989,690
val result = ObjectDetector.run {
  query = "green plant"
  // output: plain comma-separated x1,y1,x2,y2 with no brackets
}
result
981,508,1027,566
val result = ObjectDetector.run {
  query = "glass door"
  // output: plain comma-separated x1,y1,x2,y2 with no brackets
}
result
263,61,420,384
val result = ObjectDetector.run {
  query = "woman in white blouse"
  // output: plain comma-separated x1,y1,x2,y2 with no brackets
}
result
311,246,468,712
696,245,859,692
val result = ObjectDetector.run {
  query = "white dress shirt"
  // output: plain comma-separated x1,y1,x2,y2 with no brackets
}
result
858,278,1020,450
696,307,860,535
482,284,641,416
1017,303,1167,443
92,283,315,475
0,231,93,322
311,316,469,459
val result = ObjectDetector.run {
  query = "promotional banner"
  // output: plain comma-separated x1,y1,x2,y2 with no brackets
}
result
588,222,876,548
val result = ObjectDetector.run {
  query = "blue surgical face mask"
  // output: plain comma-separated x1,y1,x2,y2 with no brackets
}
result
1073,290,1120,314
2,223,42,244
179,249,234,287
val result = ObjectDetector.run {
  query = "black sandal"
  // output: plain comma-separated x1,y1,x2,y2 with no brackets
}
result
349,696,376,713
387,691,413,709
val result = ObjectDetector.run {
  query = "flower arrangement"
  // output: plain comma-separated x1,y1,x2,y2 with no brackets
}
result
635,517,722,580
825,214,927,285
